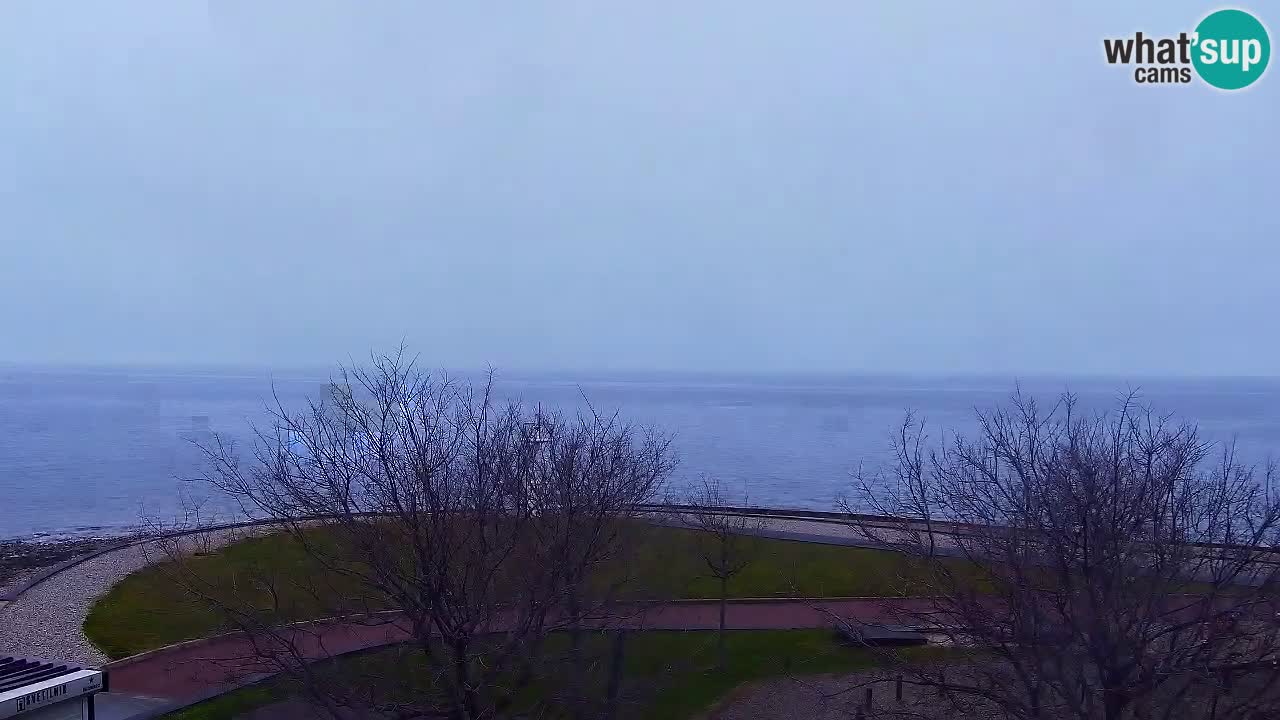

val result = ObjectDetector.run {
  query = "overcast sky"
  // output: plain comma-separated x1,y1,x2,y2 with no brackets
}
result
1,1,1276,375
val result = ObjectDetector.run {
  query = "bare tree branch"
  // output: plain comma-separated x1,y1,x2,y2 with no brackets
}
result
844,390,1280,720
159,349,676,719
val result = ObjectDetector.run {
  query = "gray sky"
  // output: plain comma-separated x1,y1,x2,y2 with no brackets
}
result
1,1,1276,375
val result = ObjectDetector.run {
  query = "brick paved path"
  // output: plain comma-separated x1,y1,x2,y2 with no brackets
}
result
105,597,934,702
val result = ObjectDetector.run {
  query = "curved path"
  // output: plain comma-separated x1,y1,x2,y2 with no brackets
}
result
0,511,904,665
5,508,1268,719
0,510,935,716
0,510,950,719
104,598,933,703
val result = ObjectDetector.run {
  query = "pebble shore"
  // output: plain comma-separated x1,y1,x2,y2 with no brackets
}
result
0,543,156,664
0,536,124,591
0,528,258,665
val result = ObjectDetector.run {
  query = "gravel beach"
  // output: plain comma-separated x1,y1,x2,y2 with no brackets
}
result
0,527,261,665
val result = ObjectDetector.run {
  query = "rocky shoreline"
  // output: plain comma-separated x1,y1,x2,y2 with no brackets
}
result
0,534,138,594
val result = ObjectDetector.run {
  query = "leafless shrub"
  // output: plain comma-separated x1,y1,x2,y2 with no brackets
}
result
160,349,675,719
844,390,1280,720
683,475,765,669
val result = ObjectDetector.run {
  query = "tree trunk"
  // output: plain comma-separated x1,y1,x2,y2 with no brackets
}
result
604,630,628,720
450,637,478,720
568,582,585,719
1104,687,1128,720
718,574,728,671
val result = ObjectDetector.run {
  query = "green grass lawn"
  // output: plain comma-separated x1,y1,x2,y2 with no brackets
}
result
163,684,284,720
164,629,948,720
86,522,953,659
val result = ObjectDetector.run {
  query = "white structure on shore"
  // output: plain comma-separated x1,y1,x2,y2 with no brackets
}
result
0,656,104,720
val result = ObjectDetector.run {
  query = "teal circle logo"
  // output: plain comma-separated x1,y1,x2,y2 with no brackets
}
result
1192,9,1270,90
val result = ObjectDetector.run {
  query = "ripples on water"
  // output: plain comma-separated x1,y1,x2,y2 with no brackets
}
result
2,367,1279,539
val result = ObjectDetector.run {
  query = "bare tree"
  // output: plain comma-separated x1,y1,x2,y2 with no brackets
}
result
846,390,1280,720
684,475,764,670
162,349,675,719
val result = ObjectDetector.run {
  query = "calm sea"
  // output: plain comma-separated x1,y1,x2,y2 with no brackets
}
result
2,366,1279,540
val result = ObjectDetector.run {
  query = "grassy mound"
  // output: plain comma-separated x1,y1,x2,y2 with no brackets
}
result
86,522,941,659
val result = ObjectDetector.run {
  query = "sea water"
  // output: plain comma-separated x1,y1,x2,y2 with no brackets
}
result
2,366,1278,539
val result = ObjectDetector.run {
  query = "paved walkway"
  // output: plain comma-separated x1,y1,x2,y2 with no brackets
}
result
0,512,894,665
651,511,964,556
0,510,933,712
5,508,1269,719
103,598,933,703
